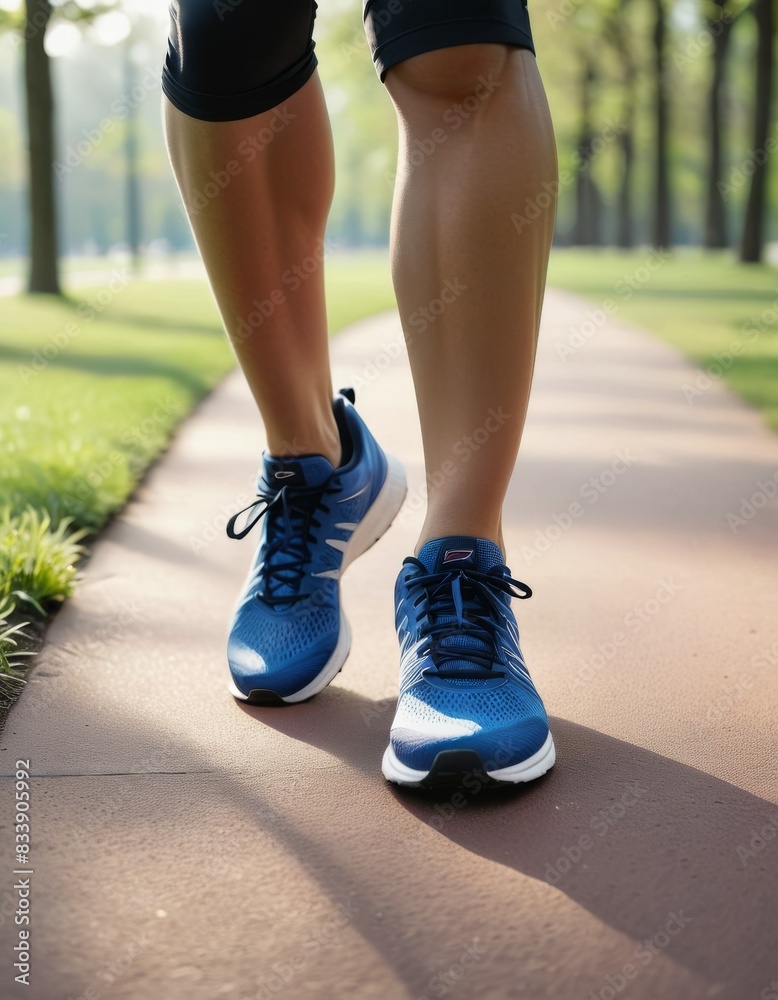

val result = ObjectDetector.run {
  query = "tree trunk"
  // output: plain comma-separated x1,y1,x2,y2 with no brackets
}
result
705,1,735,249
651,0,671,249
574,57,602,246
604,0,636,248
124,45,142,270
740,0,775,263
24,0,60,294
617,126,635,248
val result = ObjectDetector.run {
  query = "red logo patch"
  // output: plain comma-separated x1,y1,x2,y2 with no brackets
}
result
443,548,474,564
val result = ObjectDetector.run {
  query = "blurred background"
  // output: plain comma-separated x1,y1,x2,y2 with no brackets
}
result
0,0,776,691
0,0,775,265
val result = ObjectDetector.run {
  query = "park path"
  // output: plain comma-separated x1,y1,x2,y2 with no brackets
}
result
1,288,777,1000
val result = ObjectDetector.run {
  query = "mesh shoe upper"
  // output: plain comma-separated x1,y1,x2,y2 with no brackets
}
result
226,390,388,699
390,535,550,771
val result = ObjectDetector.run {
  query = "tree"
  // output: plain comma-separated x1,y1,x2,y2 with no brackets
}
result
603,0,639,248
573,54,604,246
1,0,116,294
703,0,743,249
24,0,59,293
740,0,775,262
650,0,672,249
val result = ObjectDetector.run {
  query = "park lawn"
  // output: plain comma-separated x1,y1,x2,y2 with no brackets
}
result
1,252,395,530
324,249,395,334
1,278,232,534
0,255,395,680
547,248,778,432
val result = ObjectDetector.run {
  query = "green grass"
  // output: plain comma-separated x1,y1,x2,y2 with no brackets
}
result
547,248,778,431
0,252,395,650
1,277,234,530
325,250,395,333
0,596,30,696
1,508,87,606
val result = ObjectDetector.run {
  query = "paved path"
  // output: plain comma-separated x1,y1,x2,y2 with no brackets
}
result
1,288,777,1000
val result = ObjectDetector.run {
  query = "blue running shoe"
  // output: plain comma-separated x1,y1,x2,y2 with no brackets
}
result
383,536,555,787
226,389,406,704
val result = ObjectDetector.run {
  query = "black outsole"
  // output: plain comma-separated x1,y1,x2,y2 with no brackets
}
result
417,750,504,790
242,689,291,707
239,662,347,707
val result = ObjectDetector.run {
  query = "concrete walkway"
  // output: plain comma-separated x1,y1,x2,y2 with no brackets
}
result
1,288,777,1000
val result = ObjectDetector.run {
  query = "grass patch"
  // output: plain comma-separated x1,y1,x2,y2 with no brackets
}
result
547,248,778,431
0,597,30,699
325,250,395,333
1,277,234,529
0,508,87,607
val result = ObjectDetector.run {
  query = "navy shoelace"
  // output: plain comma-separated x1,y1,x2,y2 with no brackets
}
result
226,481,338,606
403,558,532,679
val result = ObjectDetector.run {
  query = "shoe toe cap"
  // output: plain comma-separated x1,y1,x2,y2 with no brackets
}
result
389,685,550,772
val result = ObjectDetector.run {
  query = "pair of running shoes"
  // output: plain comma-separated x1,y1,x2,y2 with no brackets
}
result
226,389,555,789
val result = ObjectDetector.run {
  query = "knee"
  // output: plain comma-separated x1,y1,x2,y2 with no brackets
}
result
384,43,511,105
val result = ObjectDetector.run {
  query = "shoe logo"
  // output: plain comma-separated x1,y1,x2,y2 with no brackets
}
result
443,548,474,564
274,470,296,479
337,483,369,503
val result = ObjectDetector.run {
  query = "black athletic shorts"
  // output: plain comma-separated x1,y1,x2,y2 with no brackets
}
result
162,0,535,122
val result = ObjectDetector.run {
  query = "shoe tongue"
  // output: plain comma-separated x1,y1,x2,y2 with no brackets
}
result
415,537,506,679
254,454,334,606
417,535,505,574
260,453,334,491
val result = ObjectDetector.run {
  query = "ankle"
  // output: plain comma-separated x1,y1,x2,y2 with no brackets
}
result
266,413,342,468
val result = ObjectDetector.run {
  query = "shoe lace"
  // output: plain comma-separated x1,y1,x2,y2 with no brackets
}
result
226,481,339,606
403,558,532,679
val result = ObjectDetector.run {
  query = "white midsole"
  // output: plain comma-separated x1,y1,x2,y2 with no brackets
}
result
231,453,407,703
381,731,556,785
